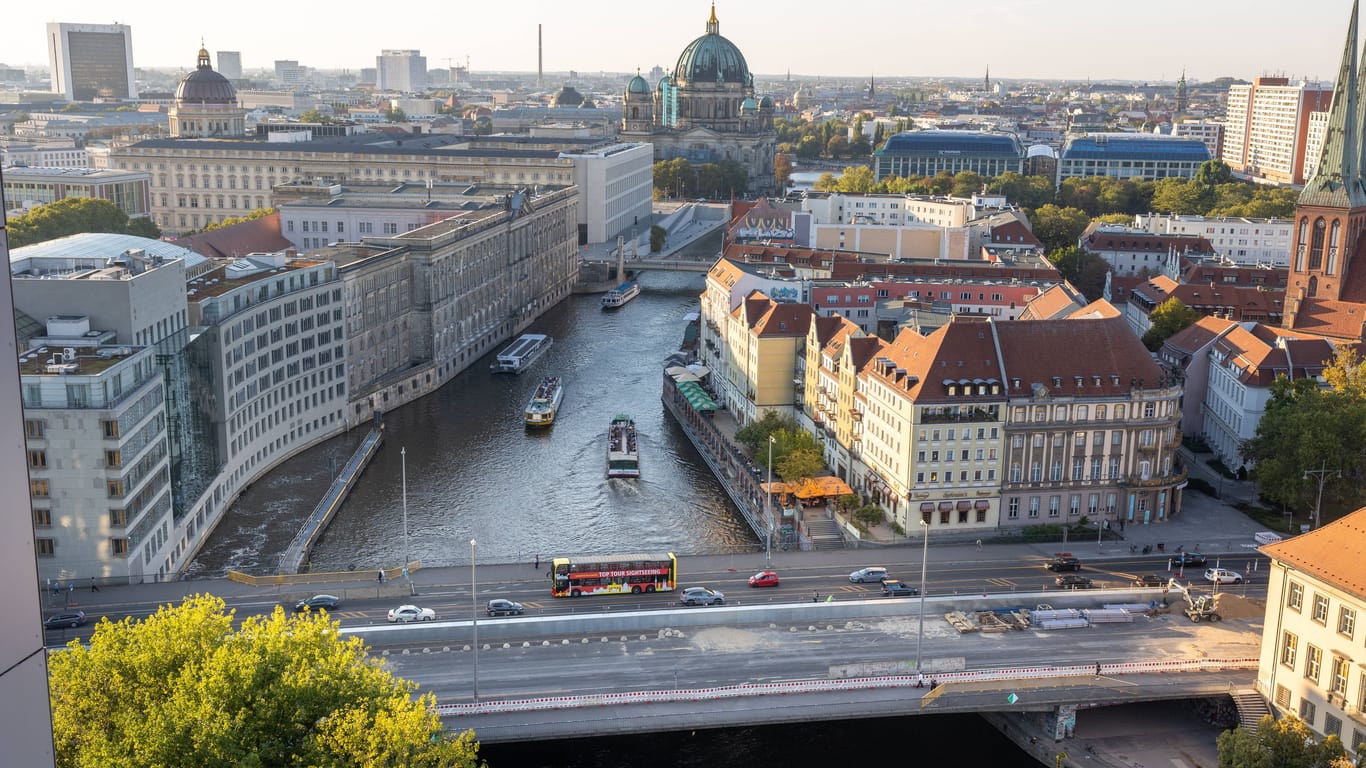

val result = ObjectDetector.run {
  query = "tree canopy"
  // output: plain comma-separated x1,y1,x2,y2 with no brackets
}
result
1141,297,1200,352
734,411,822,469
1216,715,1352,768
8,197,162,248
1028,204,1091,252
48,595,482,768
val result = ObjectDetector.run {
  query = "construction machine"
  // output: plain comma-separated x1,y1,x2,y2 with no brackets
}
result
1162,578,1220,622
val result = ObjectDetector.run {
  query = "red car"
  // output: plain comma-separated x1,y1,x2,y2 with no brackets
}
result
748,570,780,588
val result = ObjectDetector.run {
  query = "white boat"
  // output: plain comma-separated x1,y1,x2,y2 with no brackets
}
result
490,333,552,374
601,281,641,309
607,414,641,478
523,376,564,428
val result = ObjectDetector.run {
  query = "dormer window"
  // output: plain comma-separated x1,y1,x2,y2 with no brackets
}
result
947,385,957,396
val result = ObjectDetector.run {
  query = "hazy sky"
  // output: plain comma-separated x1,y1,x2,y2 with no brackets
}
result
1,0,1350,83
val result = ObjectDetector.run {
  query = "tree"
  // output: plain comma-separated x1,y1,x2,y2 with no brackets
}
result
1242,377,1366,512
853,504,886,530
733,411,800,456
649,224,666,253
48,595,480,768
8,197,147,248
776,448,824,483
385,106,407,122
1322,345,1366,399
1029,204,1091,252
825,135,849,158
832,165,876,194
1216,715,1352,768
1048,245,1109,301
1150,177,1206,214
774,153,793,190
1140,297,1200,351
299,108,326,123
197,207,274,234
124,217,163,240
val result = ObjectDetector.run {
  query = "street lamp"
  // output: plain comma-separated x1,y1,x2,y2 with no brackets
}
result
1303,461,1341,530
765,435,775,569
1097,517,1104,554
915,518,929,678
401,447,410,572
470,538,479,703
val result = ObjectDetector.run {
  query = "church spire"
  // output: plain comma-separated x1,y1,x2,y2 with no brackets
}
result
1300,0,1365,208
706,2,719,35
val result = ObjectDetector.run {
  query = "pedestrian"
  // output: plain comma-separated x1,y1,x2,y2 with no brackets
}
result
377,569,384,583
813,590,819,603
534,554,540,570
975,539,982,551
90,577,99,593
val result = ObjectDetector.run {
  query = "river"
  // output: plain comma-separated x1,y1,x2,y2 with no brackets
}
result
186,269,756,576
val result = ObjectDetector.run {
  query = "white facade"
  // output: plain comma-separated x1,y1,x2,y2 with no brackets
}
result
1201,344,1273,472
1303,110,1330,182
1,142,89,168
1133,214,1292,267
216,51,242,81
559,142,654,244
377,50,427,93
1172,119,1223,160
1223,79,1332,185
801,192,974,228
46,22,137,100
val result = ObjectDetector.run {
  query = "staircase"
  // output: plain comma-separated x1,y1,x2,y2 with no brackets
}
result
804,518,845,550
1230,689,1273,733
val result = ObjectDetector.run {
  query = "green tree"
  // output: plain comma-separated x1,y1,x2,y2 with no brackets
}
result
1322,345,1366,399
987,172,1055,210
385,106,407,122
649,224,666,253
197,207,275,234
833,165,876,194
48,595,481,768
1029,204,1091,252
795,135,823,159
853,504,886,530
1216,715,1352,768
826,135,849,158
1048,245,1109,301
950,171,985,198
734,411,801,456
299,108,325,123
1150,177,1206,214
813,172,839,192
8,197,148,248
1241,377,1366,512
124,217,163,240
776,448,824,483
1140,297,1201,351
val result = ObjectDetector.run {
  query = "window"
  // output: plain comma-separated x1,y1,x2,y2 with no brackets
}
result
1048,496,1060,517
105,450,122,468
1070,495,1081,516
1313,594,1330,624
1323,714,1341,740
102,420,120,439
1299,697,1316,727
1028,497,1040,518
1008,497,1019,519
36,538,55,557
1288,582,1304,611
109,509,127,527
27,449,46,469
107,479,124,497
24,419,44,438
1281,631,1298,667
1275,684,1291,708
1050,462,1062,481
1339,606,1356,638
33,509,51,527
1331,657,1349,695
1030,463,1042,482
111,538,130,556
1306,644,1322,682
30,479,49,497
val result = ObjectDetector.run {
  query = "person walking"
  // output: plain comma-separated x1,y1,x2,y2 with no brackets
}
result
534,554,540,570
90,577,99,593
377,570,384,583
812,590,819,603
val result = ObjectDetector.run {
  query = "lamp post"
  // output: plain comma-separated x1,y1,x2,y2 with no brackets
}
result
1097,518,1104,554
1303,461,1340,530
470,538,479,703
401,447,409,572
765,435,775,569
915,518,929,678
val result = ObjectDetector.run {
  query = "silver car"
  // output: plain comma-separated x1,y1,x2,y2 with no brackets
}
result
678,587,725,606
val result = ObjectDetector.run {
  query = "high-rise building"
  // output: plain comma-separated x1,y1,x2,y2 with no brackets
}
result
376,49,426,92
216,51,242,81
1223,77,1333,185
46,22,137,100
273,60,306,88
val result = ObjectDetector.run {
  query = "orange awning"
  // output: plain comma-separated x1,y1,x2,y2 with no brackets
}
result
762,476,853,498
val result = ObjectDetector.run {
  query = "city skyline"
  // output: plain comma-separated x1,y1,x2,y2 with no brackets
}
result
0,0,1347,85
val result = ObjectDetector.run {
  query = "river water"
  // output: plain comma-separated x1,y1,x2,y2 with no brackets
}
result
187,270,755,576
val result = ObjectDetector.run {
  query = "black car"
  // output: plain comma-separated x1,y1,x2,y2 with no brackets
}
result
1133,574,1166,587
1055,574,1094,589
1172,552,1208,567
294,594,341,612
1045,556,1082,572
486,599,524,617
881,579,919,597
43,611,87,629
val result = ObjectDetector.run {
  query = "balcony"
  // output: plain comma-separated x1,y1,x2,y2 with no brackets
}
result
1165,430,1183,449
921,405,1001,425
1119,466,1188,489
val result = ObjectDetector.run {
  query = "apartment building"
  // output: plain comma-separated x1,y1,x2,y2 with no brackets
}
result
1133,213,1292,268
801,192,975,229
376,49,426,93
724,292,813,424
1080,223,1215,276
1258,510,1366,758
1223,77,1333,185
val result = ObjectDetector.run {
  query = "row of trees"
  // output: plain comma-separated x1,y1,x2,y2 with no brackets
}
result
7,198,161,249
733,411,825,483
652,158,749,200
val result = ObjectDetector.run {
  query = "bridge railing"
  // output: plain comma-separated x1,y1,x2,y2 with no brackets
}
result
435,656,1258,717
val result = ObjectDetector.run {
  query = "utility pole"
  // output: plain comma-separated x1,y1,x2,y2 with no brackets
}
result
1304,461,1341,530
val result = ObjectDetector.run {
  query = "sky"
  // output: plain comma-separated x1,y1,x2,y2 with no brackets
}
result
0,0,1349,83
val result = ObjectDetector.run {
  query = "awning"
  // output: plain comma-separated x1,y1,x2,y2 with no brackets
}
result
672,372,702,383
937,501,954,512
919,502,935,512
675,380,717,411
665,366,690,376
687,364,712,378
956,500,971,511
974,500,990,510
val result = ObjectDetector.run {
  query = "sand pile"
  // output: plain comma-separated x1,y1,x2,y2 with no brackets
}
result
1213,592,1265,620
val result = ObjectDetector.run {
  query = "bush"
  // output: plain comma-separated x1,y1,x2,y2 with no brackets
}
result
1186,477,1216,497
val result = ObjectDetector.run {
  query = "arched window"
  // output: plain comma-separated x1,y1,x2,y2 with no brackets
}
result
1296,217,1308,271
1328,220,1341,275
1309,217,1326,270
1309,275,1319,297
630,107,638,119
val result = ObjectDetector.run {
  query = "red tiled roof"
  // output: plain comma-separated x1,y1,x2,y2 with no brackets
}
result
867,319,1002,403
1285,298,1366,341
996,317,1164,396
172,212,293,259
1261,506,1366,597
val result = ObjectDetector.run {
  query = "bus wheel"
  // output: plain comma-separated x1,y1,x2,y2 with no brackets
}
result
571,589,581,597
631,586,642,594
645,585,655,593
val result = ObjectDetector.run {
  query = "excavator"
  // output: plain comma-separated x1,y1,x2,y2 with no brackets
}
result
1161,578,1221,622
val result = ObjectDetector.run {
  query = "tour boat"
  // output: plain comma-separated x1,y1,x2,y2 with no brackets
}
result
523,376,564,428
490,333,552,374
606,414,641,478
601,281,641,309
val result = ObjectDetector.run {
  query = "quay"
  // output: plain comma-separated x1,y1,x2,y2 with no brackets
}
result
277,417,386,574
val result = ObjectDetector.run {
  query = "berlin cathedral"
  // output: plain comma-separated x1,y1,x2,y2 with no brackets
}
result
620,5,777,195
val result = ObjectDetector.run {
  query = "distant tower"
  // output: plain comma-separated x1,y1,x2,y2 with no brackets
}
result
538,24,543,88
868,73,875,99
1176,69,1188,115
984,65,990,93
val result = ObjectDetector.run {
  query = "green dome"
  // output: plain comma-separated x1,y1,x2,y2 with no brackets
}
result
674,10,750,86
626,74,650,95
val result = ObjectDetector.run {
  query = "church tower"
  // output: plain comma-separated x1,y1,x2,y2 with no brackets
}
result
1285,0,1366,323
1175,70,1188,115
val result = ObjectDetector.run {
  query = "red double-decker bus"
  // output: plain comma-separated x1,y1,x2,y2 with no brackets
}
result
549,552,677,597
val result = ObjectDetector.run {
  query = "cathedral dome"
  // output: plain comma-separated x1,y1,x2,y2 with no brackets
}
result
175,47,236,105
552,84,585,107
673,6,751,86
626,74,650,96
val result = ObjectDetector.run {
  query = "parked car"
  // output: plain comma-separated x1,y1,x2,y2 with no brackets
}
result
848,567,889,583
43,611,87,629
678,587,725,606
1204,568,1243,585
1055,574,1094,589
387,604,436,623
486,599,525,616
748,570,780,588
1045,556,1082,572
294,594,340,612
1133,574,1166,587
1172,552,1208,567
881,579,919,597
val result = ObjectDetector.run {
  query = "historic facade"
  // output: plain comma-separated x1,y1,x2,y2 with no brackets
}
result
169,46,246,139
620,5,776,195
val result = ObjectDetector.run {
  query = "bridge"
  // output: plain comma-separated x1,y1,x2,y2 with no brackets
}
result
581,256,713,274
345,591,1264,744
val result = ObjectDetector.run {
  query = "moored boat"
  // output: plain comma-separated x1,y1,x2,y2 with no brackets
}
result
523,376,564,427
601,281,641,309
606,414,640,478
491,333,552,374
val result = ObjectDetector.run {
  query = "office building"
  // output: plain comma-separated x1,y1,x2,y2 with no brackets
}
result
2,167,151,219
1172,119,1224,161
46,22,137,101
873,130,1026,181
1223,77,1333,185
216,51,242,81
376,49,426,93
274,60,306,88
1057,135,1210,183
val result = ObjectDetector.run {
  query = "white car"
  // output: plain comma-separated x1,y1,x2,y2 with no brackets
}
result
1204,568,1244,585
387,604,436,623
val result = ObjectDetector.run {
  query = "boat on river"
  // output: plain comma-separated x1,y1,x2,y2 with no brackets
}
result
491,333,552,374
523,376,564,428
601,281,641,309
606,414,640,478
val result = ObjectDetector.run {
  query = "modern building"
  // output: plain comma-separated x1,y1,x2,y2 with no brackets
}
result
1257,508,1366,758
46,22,137,100
1133,213,1292,268
1,139,89,169
873,130,1026,181
169,46,246,139
800,192,975,228
273,60,307,89
1057,134,1211,183
376,49,427,93
1172,119,1224,161
1223,77,1333,185
558,142,654,244
618,6,776,194
216,51,242,81
2,167,151,219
